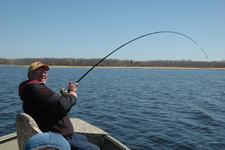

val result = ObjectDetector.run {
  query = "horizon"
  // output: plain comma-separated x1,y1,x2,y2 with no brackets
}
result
1,57,224,62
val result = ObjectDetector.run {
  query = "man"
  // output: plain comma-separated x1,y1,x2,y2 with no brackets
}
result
19,62,100,150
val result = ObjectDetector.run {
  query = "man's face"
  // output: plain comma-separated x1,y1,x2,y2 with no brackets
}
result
30,67,48,84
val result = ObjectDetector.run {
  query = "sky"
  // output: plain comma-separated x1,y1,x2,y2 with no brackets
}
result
0,0,225,61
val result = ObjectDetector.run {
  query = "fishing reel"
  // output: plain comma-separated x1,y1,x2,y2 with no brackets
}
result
60,88,69,96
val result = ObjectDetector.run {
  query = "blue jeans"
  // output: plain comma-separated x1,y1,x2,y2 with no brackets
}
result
66,133,100,150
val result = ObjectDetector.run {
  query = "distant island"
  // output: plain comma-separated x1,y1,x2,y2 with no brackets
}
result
0,58,225,69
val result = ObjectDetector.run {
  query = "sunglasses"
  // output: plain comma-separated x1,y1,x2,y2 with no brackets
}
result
35,70,47,74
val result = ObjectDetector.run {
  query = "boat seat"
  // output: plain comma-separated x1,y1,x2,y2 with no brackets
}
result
15,113,42,150
15,113,113,150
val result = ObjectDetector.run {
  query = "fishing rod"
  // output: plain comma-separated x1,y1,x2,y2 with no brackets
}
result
76,31,208,83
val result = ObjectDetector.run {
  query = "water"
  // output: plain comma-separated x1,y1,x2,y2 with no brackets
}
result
0,66,225,150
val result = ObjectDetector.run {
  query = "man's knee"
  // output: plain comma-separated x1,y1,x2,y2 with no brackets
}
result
67,134,100,150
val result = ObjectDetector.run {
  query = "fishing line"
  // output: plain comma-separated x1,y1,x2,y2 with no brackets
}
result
76,31,208,83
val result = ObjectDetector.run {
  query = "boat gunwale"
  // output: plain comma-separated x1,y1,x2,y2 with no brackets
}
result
0,132,17,144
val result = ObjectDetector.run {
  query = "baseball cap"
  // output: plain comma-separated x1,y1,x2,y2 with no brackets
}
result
28,62,49,74
25,132,71,150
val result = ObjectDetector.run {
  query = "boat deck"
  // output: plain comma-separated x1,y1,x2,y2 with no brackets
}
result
71,118,108,135
0,132,18,150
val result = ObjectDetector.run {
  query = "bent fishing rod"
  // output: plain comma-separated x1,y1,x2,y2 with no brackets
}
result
76,31,208,83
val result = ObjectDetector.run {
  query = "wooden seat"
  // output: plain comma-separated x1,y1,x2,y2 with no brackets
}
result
15,113,42,150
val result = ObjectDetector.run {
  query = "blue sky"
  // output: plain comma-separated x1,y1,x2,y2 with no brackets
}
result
1,0,224,61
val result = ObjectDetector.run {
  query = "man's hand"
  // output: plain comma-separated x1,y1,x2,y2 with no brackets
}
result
68,81,78,98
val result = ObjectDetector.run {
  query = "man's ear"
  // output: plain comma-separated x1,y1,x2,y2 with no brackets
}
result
27,71,32,79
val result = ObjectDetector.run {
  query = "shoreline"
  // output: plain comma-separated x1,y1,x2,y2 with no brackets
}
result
1,64,225,70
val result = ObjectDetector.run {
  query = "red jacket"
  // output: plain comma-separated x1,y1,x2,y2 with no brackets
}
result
19,80,77,137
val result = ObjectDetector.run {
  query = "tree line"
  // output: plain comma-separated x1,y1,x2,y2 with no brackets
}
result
0,58,225,68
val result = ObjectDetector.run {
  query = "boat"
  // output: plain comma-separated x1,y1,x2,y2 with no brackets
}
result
0,113,130,150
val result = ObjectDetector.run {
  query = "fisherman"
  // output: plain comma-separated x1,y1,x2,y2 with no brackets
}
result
19,62,100,150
